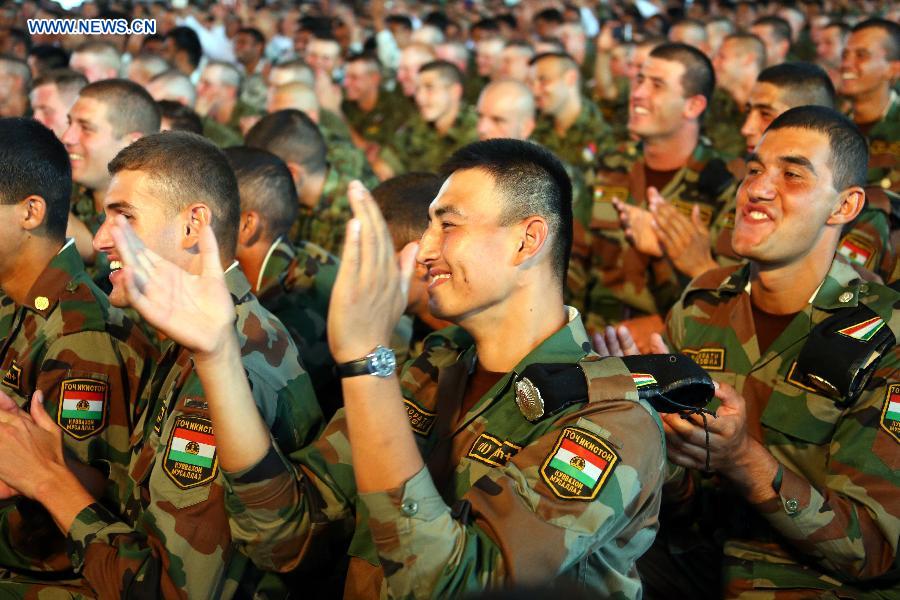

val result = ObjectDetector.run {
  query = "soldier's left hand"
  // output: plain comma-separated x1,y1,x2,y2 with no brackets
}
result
661,382,755,474
650,199,718,279
0,391,65,499
328,181,418,364
593,325,640,356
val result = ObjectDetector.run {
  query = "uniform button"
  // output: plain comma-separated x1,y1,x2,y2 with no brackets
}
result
34,296,49,310
401,500,418,516
838,292,853,303
881,177,891,189
65,281,78,292
784,498,800,514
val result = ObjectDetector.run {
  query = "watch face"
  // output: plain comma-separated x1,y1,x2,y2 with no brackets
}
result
369,346,397,377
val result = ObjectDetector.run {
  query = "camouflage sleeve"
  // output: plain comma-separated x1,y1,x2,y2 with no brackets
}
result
751,350,900,580
222,410,357,572
361,400,665,599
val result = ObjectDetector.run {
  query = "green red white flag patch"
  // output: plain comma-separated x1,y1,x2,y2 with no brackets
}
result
880,384,900,444
631,373,657,388
57,378,107,439
837,237,874,268
837,317,885,342
164,415,219,488
541,427,618,501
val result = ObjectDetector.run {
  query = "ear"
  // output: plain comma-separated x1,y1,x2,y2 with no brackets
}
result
512,216,550,267
450,81,463,102
285,161,305,191
683,94,708,121
563,68,579,88
182,203,213,250
20,194,47,232
826,186,865,226
237,211,260,246
521,116,536,139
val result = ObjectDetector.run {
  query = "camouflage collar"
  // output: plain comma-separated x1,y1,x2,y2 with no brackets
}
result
23,239,85,317
506,307,592,377
224,262,254,306
257,236,294,295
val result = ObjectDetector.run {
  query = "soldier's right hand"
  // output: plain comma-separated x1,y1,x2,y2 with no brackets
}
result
614,193,663,257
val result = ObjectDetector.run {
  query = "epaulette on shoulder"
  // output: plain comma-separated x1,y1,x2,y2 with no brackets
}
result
58,277,109,336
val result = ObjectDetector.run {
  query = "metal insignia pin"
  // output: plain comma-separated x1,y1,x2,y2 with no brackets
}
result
515,377,544,422
839,292,853,303
34,296,49,310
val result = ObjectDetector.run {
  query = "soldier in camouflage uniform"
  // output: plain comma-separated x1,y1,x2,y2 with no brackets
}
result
580,44,736,331
195,61,262,141
0,132,323,599
529,52,613,175
61,80,160,280
380,60,479,176
342,53,410,149
646,107,900,599
839,19,900,194
0,120,155,593
140,140,667,598
247,109,377,256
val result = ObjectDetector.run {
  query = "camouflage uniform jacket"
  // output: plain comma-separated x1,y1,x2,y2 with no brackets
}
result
202,116,244,148
290,164,367,256
70,185,111,286
342,89,410,147
381,105,479,175
859,90,900,194
579,139,736,329
665,257,900,597
595,76,630,143
710,186,898,283
0,240,156,574
531,96,612,174
223,308,666,599
703,87,746,160
256,236,341,417
225,98,263,137
63,265,323,599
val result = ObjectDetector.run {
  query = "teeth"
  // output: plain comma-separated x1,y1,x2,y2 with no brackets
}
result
109,260,122,270
69,153,83,160
633,107,649,115
749,211,769,220
841,73,857,80
431,273,451,282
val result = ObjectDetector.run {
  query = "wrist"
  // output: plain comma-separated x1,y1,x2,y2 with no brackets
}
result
193,331,240,370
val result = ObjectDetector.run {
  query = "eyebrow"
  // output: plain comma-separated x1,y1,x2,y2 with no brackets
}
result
106,200,137,212
433,205,465,219
748,102,776,111
745,152,817,175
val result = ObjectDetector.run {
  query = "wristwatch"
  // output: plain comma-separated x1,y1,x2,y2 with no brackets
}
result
336,345,397,378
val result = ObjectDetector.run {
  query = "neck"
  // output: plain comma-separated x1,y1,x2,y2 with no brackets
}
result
299,169,328,209
243,57,261,74
643,123,699,171
411,302,452,332
459,280,567,372
235,237,276,294
554,93,582,135
213,96,237,124
851,85,891,124
0,239,63,307
359,87,379,112
749,233,837,315
91,186,106,214
433,103,461,135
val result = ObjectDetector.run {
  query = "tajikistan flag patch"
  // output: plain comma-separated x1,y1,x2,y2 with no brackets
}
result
540,427,618,501
164,415,218,489
57,378,108,440
837,236,874,268
880,384,900,444
837,316,885,342
632,373,657,388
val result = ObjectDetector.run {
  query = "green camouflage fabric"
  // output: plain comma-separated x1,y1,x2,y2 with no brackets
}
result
381,105,479,175
860,90,900,194
225,98,264,138
61,265,323,599
342,89,411,147
319,109,354,145
324,133,379,200
255,236,341,418
579,139,736,330
710,186,898,282
531,96,612,175
661,257,900,598
0,241,156,579
70,185,111,288
223,309,666,599
202,116,244,148
595,76,631,143
463,75,488,106
703,88,746,160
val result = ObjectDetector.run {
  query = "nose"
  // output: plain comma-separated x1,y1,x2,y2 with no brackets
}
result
60,121,77,146
416,224,440,265
92,215,114,254
740,112,758,141
743,167,776,201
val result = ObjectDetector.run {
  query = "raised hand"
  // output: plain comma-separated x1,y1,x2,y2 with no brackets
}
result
593,325,640,356
0,391,65,500
328,181,417,364
109,215,236,357
649,197,718,278
614,192,663,257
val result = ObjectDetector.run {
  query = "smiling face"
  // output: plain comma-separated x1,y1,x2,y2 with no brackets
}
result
839,27,899,99
628,56,691,140
416,169,522,324
92,169,182,307
740,81,793,153
61,96,133,191
732,127,839,265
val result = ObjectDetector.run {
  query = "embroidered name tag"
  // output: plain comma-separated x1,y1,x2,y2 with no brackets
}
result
467,433,523,467
2,362,21,391
404,399,436,435
682,348,725,371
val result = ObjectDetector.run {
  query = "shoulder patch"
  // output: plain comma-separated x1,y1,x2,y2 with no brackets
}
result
631,373,657,388
540,427,618,501
164,415,219,489
404,399,436,435
467,433,522,467
57,378,108,439
837,235,876,269
682,347,725,371
593,185,629,204
836,316,886,342
880,384,900,444
2,362,21,391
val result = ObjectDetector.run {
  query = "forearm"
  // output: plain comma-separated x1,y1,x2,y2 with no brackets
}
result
593,51,617,101
193,334,271,472
342,375,423,493
33,464,94,535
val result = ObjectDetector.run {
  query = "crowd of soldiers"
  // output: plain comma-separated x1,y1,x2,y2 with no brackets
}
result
0,0,897,598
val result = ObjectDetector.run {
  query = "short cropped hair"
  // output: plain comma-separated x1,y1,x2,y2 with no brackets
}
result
108,132,240,257
33,68,87,97
28,45,69,74
0,118,71,241
72,40,121,73
167,26,203,69
372,172,444,250
649,42,714,104
723,33,767,72
757,62,836,109
752,16,792,45
149,69,197,106
79,79,161,137
157,100,203,134
440,140,572,286
224,146,298,241
0,55,32,89
418,60,464,87
245,109,327,176
270,58,315,86
852,18,900,61
237,27,265,46
764,105,867,191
